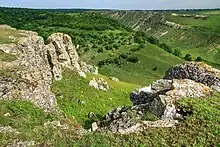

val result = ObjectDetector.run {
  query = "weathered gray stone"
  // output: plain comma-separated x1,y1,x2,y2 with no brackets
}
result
89,77,109,91
164,62,220,88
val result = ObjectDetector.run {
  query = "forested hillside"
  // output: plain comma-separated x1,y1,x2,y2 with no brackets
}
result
0,7,183,85
104,10,220,65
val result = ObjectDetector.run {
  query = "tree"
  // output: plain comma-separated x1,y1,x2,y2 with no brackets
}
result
184,54,192,61
195,56,202,62
173,49,182,57
159,43,173,54
127,56,139,63
97,47,104,53
147,36,159,45
138,44,145,50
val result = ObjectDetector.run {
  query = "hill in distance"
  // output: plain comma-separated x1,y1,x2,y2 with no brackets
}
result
0,7,220,146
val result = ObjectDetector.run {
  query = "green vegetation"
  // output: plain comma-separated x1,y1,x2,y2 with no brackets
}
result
1,8,220,146
96,43,182,85
52,69,138,128
106,10,220,65
74,94,220,146
0,7,184,85
1,93,219,146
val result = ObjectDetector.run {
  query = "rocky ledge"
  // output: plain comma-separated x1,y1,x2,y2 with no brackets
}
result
0,26,97,112
93,62,220,134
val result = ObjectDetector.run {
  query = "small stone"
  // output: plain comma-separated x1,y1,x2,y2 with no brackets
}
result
4,113,11,117
110,77,119,82
78,71,87,78
89,77,109,91
92,122,99,132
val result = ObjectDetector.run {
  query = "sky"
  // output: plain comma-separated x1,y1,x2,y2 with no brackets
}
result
1,0,220,10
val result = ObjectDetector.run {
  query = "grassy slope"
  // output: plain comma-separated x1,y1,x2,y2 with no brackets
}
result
77,94,220,146
0,27,24,44
1,93,219,146
52,70,139,128
93,43,183,85
0,8,184,85
105,10,220,64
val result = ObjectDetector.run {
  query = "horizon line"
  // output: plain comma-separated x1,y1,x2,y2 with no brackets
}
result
1,6,220,11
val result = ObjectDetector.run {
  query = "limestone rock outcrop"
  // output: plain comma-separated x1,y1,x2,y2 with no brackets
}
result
94,62,219,134
164,62,220,88
45,33,98,80
0,26,97,112
1,34,57,112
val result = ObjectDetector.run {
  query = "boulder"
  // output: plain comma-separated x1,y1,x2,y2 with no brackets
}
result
97,78,213,133
110,77,119,82
164,62,220,88
89,77,109,91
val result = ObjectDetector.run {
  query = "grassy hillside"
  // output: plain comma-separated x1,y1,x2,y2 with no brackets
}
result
104,10,220,65
90,43,182,85
52,70,139,128
1,91,219,146
0,7,183,85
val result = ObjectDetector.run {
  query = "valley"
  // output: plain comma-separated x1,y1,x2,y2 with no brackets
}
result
0,7,220,146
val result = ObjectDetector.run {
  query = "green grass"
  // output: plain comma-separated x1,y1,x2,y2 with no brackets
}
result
73,93,220,146
52,70,139,128
2,74,219,146
0,100,58,131
85,43,183,85
106,10,220,65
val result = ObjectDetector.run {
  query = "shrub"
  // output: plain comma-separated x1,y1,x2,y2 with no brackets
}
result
159,43,173,53
97,47,104,53
173,49,182,57
152,66,158,71
113,44,119,49
119,53,128,59
138,44,145,49
147,36,159,45
184,54,192,61
195,56,202,62
127,56,139,63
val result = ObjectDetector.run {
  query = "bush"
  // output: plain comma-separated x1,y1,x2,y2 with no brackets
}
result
97,47,104,53
184,54,192,61
195,56,202,62
134,31,146,44
147,36,159,45
138,44,145,49
127,56,139,63
119,53,128,59
152,66,157,71
113,44,119,49
173,49,182,57
159,43,173,53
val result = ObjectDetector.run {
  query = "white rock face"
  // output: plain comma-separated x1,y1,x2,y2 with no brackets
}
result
47,33,81,71
0,27,97,112
89,77,109,91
